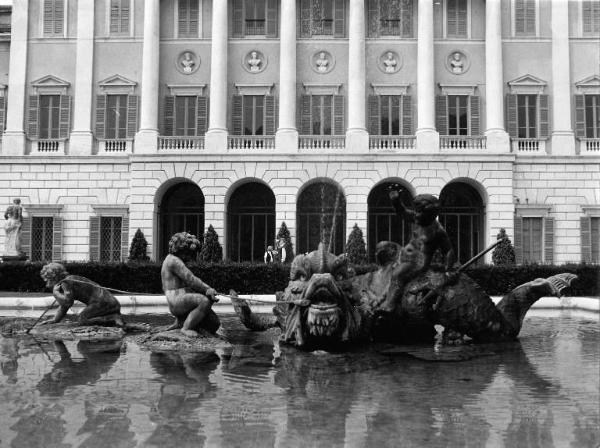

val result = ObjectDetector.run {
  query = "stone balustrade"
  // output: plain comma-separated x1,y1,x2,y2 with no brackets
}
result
228,136,275,150
440,136,486,150
511,138,546,154
159,136,205,151
298,135,345,150
369,135,416,151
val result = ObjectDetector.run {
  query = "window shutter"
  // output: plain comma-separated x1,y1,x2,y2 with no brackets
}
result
28,95,40,138
188,0,199,37
58,95,71,139
120,215,129,261
164,96,175,136
538,94,549,138
0,96,5,135
402,95,413,135
196,96,209,135
574,94,586,138
43,0,54,35
21,217,32,259
435,95,448,135
447,0,458,36
54,0,64,35
265,95,276,135
544,217,554,264
126,95,139,139
334,0,345,37
232,0,244,38
95,95,106,139
583,1,593,33
368,95,380,135
52,216,62,262
367,0,379,37
333,95,345,135
515,0,525,34
232,95,243,135
266,0,278,37
469,95,480,136
581,216,592,262
514,216,523,264
457,0,468,36
300,0,311,37
506,94,518,138
121,0,131,34
300,95,312,134
89,216,100,261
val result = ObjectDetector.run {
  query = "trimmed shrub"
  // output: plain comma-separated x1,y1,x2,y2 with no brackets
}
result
276,221,294,263
492,228,516,266
346,223,368,265
199,225,223,263
128,228,150,262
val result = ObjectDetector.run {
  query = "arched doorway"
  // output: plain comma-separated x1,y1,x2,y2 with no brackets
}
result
439,182,485,264
227,182,275,262
158,182,205,259
367,182,414,261
297,182,346,255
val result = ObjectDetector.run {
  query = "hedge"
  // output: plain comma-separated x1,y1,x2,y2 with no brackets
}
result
0,261,598,297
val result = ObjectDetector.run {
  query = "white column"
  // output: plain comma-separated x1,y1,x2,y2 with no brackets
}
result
70,0,95,155
205,0,228,151
416,0,439,151
135,0,160,154
275,0,299,151
550,0,575,155
345,0,368,152
485,0,510,152
3,0,29,155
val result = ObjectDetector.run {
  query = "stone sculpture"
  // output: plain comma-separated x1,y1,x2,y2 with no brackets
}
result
248,51,262,72
316,52,329,73
3,198,24,258
180,52,196,74
383,52,398,73
449,51,465,74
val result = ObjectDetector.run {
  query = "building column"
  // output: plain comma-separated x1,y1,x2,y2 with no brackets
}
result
135,0,160,154
276,0,298,151
485,0,510,152
550,0,575,155
205,0,228,151
415,0,439,151
70,0,95,155
345,0,368,153
2,0,29,155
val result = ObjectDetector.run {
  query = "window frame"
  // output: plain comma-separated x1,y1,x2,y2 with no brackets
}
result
584,94,600,138
40,0,67,38
105,0,135,37
511,0,539,38
443,0,470,39
31,216,55,262
175,0,202,39
515,204,553,264
90,205,129,263
580,0,600,36
38,94,61,140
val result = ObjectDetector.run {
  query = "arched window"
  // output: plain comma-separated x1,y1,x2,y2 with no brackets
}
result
439,182,484,264
227,182,275,262
367,182,413,261
158,182,205,259
297,182,346,255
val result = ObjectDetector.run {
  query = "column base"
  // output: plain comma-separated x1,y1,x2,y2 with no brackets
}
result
345,129,369,153
69,131,95,156
415,129,439,152
551,132,576,155
134,130,159,154
276,129,299,152
1,132,26,156
205,129,228,152
485,129,511,153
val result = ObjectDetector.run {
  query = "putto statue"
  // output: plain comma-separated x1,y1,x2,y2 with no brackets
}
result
3,198,24,258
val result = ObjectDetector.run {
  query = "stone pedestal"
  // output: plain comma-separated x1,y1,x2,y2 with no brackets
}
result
134,130,158,154
69,131,95,156
205,129,228,152
416,129,440,152
345,129,369,153
485,129,510,153
1,132,27,156
276,129,299,152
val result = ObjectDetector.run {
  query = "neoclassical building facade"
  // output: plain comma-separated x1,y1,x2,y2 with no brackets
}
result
0,0,598,264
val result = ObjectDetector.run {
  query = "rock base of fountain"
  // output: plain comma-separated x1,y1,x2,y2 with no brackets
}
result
137,327,232,352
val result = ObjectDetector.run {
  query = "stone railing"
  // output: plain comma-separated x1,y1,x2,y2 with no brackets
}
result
159,136,205,151
579,138,600,154
440,135,486,150
28,139,66,155
511,138,546,154
228,135,275,150
298,135,345,150
369,135,415,150
97,139,132,154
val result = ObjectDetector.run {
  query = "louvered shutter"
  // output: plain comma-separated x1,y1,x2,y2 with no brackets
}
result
334,0,345,37
232,95,243,135
402,96,413,135
232,0,244,38
457,0,468,36
120,215,129,261
28,96,40,138
300,95,312,134
0,96,5,136
89,216,100,261
469,96,480,136
368,95,381,135
121,0,130,34
52,216,62,262
164,96,175,136
506,94,518,138
538,94,549,138
435,95,448,135
581,216,592,262
524,0,535,35
574,94,586,138
95,95,106,139
515,0,525,34
177,0,186,36
367,0,379,37
544,217,554,264
43,0,54,35
58,95,71,139
300,0,311,37
447,0,458,36
514,216,523,264
333,95,345,135
188,0,199,37
265,95,276,135
196,96,209,135
126,95,139,138
266,0,278,37
401,0,413,37
21,217,31,259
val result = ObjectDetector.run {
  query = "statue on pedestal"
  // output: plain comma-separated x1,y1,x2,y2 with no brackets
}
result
3,198,25,259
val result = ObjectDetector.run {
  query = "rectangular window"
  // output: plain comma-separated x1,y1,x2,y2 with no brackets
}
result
175,96,198,136
39,95,61,139
514,0,536,36
517,94,538,138
43,0,64,36
178,0,199,38
446,0,468,38
313,0,334,35
380,96,401,135
100,216,122,262
522,217,543,263
592,217,600,263
106,95,128,139
582,0,600,35
110,0,130,35
447,95,469,135
584,95,600,138
312,95,333,135
242,96,265,135
31,217,54,262
245,0,266,35
368,0,412,37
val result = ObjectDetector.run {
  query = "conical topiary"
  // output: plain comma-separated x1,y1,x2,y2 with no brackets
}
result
128,228,150,262
492,228,516,266
345,223,367,265
199,225,223,263
276,221,294,263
